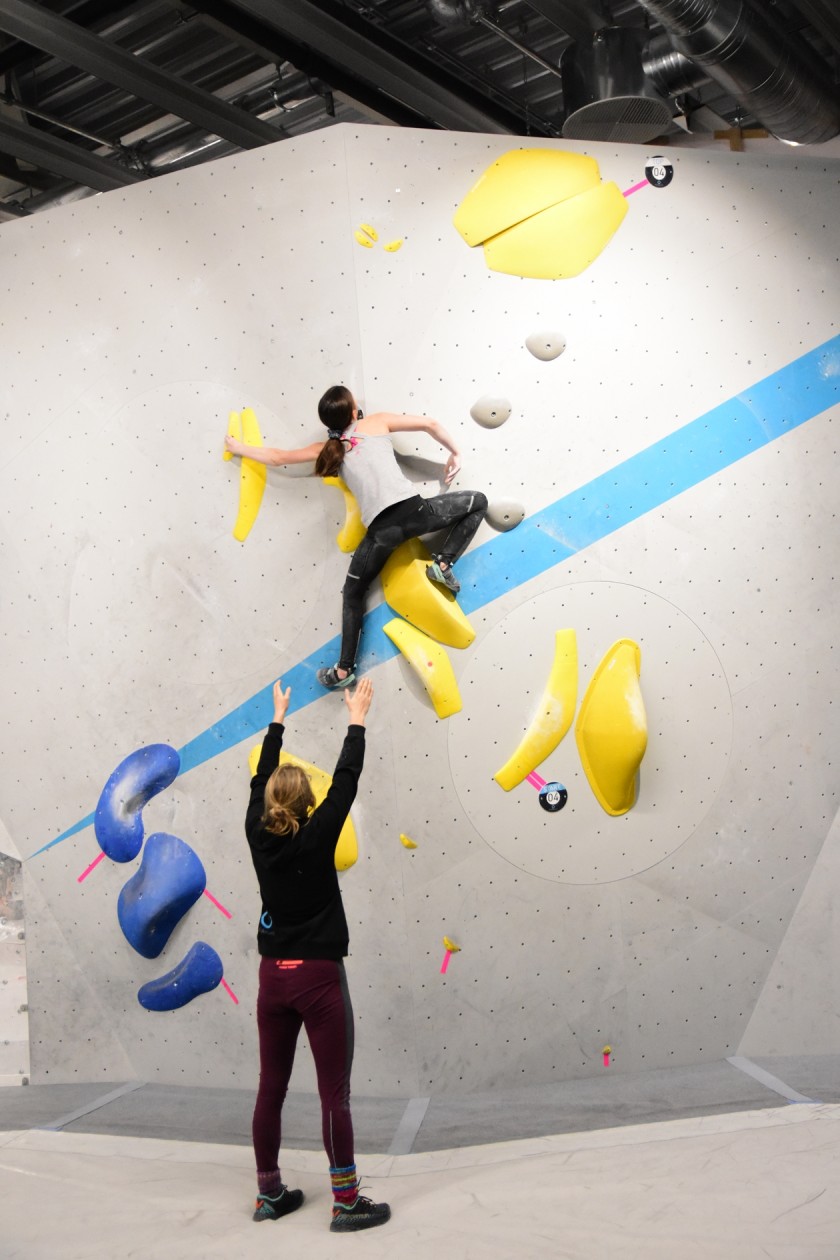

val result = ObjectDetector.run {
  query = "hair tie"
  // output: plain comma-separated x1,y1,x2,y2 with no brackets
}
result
327,429,344,441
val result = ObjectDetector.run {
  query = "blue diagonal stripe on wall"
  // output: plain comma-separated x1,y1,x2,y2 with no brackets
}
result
32,334,840,857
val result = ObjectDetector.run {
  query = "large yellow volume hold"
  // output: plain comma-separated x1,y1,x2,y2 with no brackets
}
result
453,149,600,247
226,408,267,543
322,476,366,552
248,745,358,870
384,618,462,718
575,639,647,816
381,537,475,649
494,629,578,791
483,179,628,280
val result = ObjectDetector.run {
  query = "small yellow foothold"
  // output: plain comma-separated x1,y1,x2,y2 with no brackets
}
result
383,238,404,252
400,833,418,849
359,222,379,241
603,1045,612,1055
442,936,461,953
354,230,375,248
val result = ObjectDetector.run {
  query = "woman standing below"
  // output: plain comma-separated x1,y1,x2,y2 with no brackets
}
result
225,386,487,689
246,675,389,1233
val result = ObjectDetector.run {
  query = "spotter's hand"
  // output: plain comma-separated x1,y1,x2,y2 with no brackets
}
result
443,452,461,485
272,679,291,724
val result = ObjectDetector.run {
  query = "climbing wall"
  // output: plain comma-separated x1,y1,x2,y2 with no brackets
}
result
0,125,837,1093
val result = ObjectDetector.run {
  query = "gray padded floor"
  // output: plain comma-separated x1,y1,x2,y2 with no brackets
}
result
1,1055,836,1153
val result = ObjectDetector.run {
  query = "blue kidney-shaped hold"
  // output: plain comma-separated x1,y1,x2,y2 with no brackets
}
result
137,941,224,1012
117,832,206,959
95,744,181,863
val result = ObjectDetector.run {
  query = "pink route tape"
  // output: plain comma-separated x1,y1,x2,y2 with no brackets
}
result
526,771,547,789
221,978,239,1004
77,852,105,883
623,180,648,197
204,889,232,919
440,950,453,975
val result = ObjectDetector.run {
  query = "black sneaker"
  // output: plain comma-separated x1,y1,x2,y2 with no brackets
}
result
426,558,460,594
316,664,356,690
253,1185,305,1221
330,1194,391,1232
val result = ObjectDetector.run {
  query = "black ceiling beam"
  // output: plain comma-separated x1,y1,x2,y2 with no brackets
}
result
524,0,604,43
0,0,279,148
221,0,519,133
0,111,142,188
792,0,840,58
181,0,435,129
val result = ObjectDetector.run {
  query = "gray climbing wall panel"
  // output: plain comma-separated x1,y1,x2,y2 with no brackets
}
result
0,126,837,1093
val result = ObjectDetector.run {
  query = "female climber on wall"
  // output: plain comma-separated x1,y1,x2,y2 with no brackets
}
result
246,674,390,1233
224,386,487,689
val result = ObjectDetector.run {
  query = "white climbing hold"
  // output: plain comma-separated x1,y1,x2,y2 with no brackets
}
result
486,499,525,532
470,396,512,429
525,331,566,361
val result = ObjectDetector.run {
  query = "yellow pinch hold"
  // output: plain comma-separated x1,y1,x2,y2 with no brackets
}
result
442,936,461,953
384,617,462,719
354,229,375,248
223,409,241,462
494,629,578,791
248,744,358,870
399,833,418,849
575,639,647,817
231,407,267,543
383,238,404,252
382,537,475,649
323,476,367,553
483,180,628,280
453,148,600,247
359,222,379,241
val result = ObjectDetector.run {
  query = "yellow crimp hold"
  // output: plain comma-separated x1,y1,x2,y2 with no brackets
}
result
382,538,475,649
323,476,366,553
354,229,375,248
575,639,647,817
400,833,418,849
383,238,404,252
494,629,578,791
359,222,378,241
453,148,628,280
248,745,358,870
226,408,267,542
384,617,462,719
443,936,461,953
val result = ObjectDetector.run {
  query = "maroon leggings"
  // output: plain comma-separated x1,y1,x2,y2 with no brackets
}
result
252,957,355,1173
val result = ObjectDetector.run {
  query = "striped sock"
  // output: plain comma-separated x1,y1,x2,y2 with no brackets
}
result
330,1163,359,1206
257,1169,283,1198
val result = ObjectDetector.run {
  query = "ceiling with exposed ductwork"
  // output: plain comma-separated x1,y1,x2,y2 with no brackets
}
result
0,0,838,220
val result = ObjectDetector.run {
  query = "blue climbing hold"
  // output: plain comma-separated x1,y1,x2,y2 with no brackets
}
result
117,832,206,959
137,941,224,1012
95,744,181,863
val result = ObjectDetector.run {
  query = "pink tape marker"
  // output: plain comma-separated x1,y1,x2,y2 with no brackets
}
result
440,950,452,975
526,771,547,789
221,978,239,1005
204,889,232,919
622,180,648,197
77,852,105,883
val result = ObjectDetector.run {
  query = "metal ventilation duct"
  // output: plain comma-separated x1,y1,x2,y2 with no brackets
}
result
636,0,840,144
561,26,674,143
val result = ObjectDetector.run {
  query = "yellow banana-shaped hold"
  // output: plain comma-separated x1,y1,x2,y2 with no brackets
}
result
443,936,461,953
359,222,378,241
382,538,475,649
494,629,578,790
322,476,366,553
384,617,462,718
575,639,647,816
383,238,404,252
354,229,374,248
227,408,267,543
248,745,358,870
400,833,418,849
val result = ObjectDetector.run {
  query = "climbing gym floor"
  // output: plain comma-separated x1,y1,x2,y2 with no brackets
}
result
1,1057,838,1258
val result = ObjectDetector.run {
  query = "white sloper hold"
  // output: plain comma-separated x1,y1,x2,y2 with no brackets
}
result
525,331,566,361
486,499,525,532
470,396,512,428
